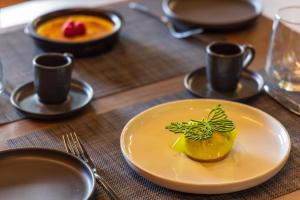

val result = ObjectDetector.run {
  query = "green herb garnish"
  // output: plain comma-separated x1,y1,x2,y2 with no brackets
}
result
166,104,235,141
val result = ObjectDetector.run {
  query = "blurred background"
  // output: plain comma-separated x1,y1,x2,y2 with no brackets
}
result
0,0,125,28
0,0,299,28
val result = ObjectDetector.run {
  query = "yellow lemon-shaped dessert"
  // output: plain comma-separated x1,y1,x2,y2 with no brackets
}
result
166,104,237,162
173,129,237,161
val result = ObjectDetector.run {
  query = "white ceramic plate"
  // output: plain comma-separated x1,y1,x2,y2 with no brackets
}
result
120,99,291,194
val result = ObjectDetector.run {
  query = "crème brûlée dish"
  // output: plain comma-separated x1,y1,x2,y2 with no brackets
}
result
36,15,114,42
166,104,237,162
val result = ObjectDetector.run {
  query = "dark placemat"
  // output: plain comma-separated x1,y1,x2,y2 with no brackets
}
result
0,0,206,124
7,90,300,200
0,92,25,124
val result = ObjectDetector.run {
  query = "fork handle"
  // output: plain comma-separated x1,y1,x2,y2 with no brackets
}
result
94,173,120,200
129,2,168,24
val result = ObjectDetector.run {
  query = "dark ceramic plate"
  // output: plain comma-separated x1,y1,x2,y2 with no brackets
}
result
0,148,95,200
162,0,262,31
10,79,94,119
25,8,122,57
184,67,264,101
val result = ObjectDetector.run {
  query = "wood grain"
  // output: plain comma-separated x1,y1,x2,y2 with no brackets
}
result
0,0,25,8
275,191,300,200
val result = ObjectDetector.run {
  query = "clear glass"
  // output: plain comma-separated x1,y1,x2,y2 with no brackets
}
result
0,8,4,94
266,6,300,92
0,60,3,94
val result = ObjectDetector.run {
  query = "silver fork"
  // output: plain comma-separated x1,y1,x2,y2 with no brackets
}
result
62,132,120,200
128,2,203,39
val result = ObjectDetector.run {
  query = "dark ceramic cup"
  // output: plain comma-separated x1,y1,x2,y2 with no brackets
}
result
206,42,255,92
33,53,73,104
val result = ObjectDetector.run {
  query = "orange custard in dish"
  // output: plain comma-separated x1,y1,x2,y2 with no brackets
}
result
37,15,114,42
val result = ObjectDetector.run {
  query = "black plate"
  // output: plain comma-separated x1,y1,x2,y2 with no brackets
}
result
0,148,95,200
162,0,262,31
184,67,264,101
10,79,94,119
25,8,122,57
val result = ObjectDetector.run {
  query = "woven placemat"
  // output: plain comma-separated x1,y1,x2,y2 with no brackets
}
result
0,0,206,124
7,90,300,200
0,92,24,124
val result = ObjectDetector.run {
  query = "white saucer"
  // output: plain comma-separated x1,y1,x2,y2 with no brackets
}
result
120,99,291,194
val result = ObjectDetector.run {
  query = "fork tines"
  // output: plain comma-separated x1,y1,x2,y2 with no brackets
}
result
62,132,120,200
63,132,86,162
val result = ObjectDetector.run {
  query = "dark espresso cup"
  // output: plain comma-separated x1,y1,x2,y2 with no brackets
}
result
206,42,255,92
33,53,73,104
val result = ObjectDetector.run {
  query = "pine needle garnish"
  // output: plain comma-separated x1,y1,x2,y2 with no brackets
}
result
165,104,235,141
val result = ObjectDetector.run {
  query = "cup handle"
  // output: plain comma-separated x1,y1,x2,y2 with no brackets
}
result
242,45,255,70
63,53,74,61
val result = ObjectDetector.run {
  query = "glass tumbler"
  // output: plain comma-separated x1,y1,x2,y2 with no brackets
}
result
266,6,300,92
0,9,4,94
0,60,3,94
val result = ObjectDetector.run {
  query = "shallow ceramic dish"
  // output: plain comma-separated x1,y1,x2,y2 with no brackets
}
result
162,0,262,31
120,99,290,194
184,67,264,101
0,148,95,200
25,8,122,57
10,79,93,120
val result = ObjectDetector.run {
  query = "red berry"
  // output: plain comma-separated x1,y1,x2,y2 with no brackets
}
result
63,20,75,29
75,22,86,35
62,20,86,37
62,20,77,38
63,26,76,38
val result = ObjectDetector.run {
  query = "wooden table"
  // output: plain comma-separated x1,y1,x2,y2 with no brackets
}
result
0,0,25,8
0,1,299,199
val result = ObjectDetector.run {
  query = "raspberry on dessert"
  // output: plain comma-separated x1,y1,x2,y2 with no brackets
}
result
62,20,77,38
75,22,86,35
62,20,86,38
63,25,76,38
63,20,75,29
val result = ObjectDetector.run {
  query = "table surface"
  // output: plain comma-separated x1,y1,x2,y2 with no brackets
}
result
0,1,299,199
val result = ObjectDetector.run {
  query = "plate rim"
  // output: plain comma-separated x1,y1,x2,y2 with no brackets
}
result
0,147,96,199
162,0,263,29
120,99,291,193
